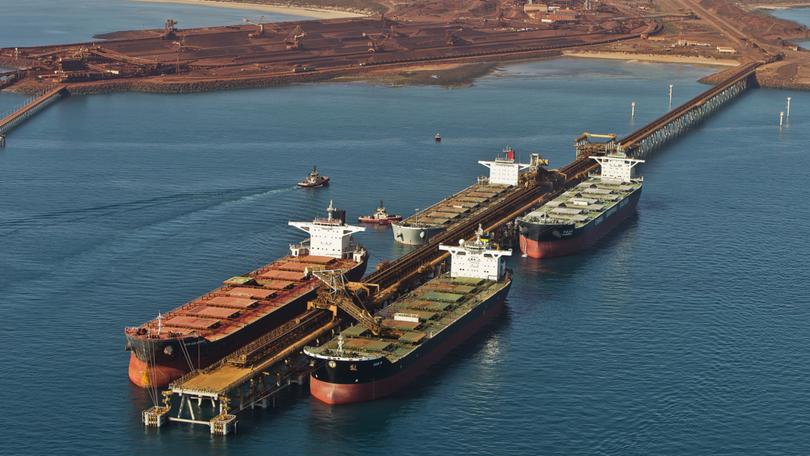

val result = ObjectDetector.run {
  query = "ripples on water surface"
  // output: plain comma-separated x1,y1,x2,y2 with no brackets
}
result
1,3,810,455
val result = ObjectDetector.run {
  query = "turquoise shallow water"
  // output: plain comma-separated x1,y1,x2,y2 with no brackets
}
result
1,3,810,455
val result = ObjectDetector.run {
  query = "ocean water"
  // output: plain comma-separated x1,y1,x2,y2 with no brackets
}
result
0,0,306,47
1,3,809,455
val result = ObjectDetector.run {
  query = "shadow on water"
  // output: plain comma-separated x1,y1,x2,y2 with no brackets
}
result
133,381,314,439
513,212,641,277
226,385,313,436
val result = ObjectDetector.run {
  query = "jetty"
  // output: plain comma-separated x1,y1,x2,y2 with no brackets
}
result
0,84,67,139
141,59,762,434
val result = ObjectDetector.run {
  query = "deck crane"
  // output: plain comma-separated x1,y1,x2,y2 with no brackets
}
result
285,25,306,50
243,16,265,39
310,270,387,337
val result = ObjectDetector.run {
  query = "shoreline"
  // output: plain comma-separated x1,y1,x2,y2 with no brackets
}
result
749,3,810,10
2,51,746,96
562,51,740,67
131,0,368,19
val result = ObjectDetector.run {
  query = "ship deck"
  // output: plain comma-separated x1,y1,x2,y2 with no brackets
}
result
127,254,359,343
397,183,510,228
307,274,510,363
522,176,642,228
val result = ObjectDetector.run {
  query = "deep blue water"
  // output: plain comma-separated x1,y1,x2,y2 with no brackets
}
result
1,3,810,455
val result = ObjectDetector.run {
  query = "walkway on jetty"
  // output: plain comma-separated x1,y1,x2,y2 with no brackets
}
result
619,62,761,158
0,84,67,139
144,310,339,435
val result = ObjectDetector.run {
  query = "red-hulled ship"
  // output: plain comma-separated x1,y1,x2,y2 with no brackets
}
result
124,201,367,388
305,227,512,404
357,200,402,225
518,153,644,258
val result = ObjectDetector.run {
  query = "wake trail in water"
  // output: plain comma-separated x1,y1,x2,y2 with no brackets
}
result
0,185,295,237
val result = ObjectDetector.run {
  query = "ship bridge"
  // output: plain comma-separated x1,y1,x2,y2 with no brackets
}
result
289,201,365,260
477,147,532,186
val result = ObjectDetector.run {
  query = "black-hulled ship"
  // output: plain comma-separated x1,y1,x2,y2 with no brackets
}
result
518,153,644,258
305,227,512,404
124,202,366,388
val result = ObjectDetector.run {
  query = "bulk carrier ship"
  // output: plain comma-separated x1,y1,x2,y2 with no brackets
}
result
518,153,644,258
391,148,532,245
125,202,368,388
305,227,512,404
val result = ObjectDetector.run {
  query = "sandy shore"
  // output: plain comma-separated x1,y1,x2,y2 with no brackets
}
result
748,2,810,10
563,51,740,67
132,0,367,18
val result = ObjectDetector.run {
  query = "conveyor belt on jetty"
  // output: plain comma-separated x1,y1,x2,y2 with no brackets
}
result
143,60,763,435
364,157,597,296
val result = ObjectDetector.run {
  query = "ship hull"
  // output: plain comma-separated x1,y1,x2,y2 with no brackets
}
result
391,223,444,245
297,179,329,188
358,216,402,225
127,256,367,388
519,188,641,258
309,281,511,405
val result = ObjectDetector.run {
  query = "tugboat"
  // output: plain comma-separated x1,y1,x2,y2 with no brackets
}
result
298,166,330,188
358,200,403,225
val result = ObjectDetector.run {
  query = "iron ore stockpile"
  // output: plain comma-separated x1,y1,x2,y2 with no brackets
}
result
0,15,657,94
